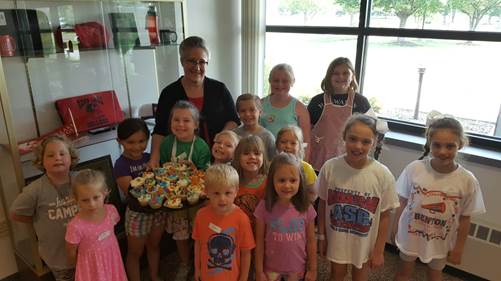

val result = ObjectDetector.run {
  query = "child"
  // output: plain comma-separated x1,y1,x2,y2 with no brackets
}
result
159,100,211,280
212,130,240,164
260,63,311,160
10,135,79,281
231,135,269,229
113,118,165,281
65,169,127,281
307,57,376,171
233,93,276,160
254,153,317,281
276,126,317,202
159,100,211,170
393,117,486,281
192,164,255,281
317,114,399,281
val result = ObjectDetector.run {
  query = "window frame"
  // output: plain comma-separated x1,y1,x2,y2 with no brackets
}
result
265,0,501,151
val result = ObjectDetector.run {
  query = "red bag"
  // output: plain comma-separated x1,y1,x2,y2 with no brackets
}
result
55,22,109,50
55,91,124,133
75,22,109,49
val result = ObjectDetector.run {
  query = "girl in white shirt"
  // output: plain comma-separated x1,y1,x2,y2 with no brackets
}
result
317,114,399,281
393,116,486,281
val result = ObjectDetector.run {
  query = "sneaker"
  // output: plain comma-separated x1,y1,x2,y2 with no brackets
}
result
174,263,190,281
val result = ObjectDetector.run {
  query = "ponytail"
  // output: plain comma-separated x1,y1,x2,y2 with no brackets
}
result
418,142,430,160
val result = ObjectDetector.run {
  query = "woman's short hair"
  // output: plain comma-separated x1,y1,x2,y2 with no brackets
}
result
179,36,209,61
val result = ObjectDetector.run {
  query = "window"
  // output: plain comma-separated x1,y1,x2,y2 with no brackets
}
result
265,0,501,144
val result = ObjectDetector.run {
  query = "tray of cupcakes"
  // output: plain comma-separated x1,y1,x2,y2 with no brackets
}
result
128,161,206,211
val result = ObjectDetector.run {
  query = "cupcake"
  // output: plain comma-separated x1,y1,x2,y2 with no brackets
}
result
130,177,145,189
149,195,164,209
154,167,166,176
145,178,156,189
138,194,151,207
165,197,183,209
177,179,189,188
129,188,143,199
187,192,200,205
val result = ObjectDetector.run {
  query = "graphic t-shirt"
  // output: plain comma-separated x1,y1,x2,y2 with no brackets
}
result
10,175,78,269
318,156,399,268
254,200,316,273
192,206,255,281
395,159,486,262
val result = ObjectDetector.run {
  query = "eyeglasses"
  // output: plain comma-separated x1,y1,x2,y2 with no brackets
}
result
184,59,208,67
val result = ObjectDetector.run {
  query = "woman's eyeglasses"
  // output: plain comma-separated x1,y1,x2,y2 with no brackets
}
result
184,59,208,67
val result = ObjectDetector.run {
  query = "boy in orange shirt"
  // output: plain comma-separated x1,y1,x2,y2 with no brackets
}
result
192,164,255,281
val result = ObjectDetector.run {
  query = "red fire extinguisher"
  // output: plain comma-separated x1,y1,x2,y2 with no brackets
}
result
146,5,159,45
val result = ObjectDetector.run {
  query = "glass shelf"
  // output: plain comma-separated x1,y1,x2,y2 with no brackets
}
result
0,0,186,276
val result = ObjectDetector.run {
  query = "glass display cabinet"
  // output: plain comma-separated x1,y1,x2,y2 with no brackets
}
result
0,0,186,276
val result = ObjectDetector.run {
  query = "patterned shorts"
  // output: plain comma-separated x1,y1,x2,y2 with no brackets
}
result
399,252,447,271
50,267,75,281
125,208,167,237
165,210,191,240
266,271,305,281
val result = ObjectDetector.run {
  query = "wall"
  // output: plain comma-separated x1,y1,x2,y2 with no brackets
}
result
186,0,242,99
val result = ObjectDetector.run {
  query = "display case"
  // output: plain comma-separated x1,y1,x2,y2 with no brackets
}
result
0,0,186,276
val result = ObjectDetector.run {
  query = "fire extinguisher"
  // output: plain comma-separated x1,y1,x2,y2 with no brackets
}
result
146,5,159,45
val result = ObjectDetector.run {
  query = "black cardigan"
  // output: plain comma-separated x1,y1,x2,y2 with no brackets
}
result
152,77,240,144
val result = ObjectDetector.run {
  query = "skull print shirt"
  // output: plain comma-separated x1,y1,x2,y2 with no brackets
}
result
192,205,256,281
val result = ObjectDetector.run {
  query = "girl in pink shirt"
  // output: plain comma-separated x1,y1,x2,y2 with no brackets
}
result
66,169,127,281
254,153,317,281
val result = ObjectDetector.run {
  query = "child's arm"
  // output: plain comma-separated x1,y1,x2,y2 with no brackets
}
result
194,239,201,281
318,199,327,257
304,220,317,281
369,209,391,269
239,248,252,281
115,176,132,195
254,218,267,281
65,242,78,265
391,196,408,243
448,215,471,265
148,134,164,168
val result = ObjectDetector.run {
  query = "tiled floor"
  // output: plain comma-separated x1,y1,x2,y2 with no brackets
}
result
11,248,470,281
155,249,467,281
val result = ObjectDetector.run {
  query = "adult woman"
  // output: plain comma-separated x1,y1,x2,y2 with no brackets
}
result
307,57,375,171
150,36,240,167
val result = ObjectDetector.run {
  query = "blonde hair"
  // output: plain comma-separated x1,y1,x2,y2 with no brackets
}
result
214,130,240,147
276,125,305,160
268,63,295,89
231,135,269,178
236,93,262,112
205,164,239,192
72,169,109,199
33,135,79,171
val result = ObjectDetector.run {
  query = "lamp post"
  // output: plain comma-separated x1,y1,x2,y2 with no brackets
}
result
414,67,426,120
